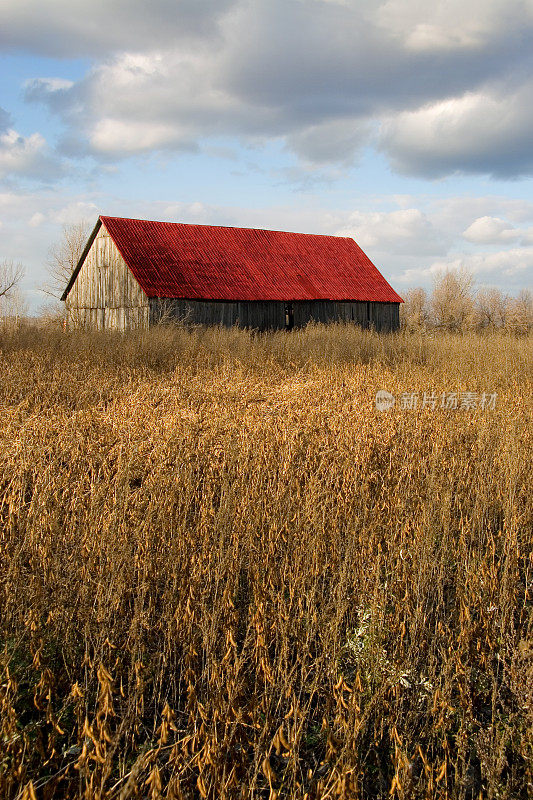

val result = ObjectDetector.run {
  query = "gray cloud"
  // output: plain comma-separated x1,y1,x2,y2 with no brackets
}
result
220,0,532,119
285,119,372,165
0,107,12,131
11,0,533,178
0,0,235,57
381,79,533,178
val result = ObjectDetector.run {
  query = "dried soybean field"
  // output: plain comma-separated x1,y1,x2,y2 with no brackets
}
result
0,325,531,800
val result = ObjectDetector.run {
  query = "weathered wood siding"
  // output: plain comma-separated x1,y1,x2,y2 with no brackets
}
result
149,299,287,331
295,301,400,331
150,298,400,332
291,301,399,331
66,225,149,331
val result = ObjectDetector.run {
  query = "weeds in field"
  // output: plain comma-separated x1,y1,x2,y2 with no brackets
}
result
0,324,531,799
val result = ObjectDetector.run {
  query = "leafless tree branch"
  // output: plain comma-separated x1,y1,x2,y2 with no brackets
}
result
0,260,25,299
43,220,91,299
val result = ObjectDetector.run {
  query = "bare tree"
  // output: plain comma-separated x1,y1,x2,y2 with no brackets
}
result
506,289,533,334
430,267,475,331
0,259,24,299
400,287,429,330
475,287,508,330
0,260,26,327
44,220,91,299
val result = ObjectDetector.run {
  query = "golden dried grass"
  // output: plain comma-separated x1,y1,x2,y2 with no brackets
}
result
0,324,531,799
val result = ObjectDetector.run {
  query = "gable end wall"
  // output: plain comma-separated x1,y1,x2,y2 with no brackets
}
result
65,224,149,331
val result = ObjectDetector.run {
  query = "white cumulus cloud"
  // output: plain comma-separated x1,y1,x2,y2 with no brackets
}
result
463,215,533,245
463,216,518,244
336,208,448,256
0,128,64,181
400,248,533,287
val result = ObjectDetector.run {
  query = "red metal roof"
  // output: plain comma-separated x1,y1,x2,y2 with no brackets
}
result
99,216,403,303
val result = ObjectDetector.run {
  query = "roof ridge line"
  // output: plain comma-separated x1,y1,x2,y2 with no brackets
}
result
99,215,354,240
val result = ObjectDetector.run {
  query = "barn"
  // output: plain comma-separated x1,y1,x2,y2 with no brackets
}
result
61,216,403,331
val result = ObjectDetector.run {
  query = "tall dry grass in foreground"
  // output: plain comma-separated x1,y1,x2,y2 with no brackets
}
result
0,324,531,800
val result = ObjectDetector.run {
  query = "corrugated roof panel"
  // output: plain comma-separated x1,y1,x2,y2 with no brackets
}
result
99,216,403,303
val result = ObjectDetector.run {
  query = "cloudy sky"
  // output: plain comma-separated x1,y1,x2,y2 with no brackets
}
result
1,0,533,310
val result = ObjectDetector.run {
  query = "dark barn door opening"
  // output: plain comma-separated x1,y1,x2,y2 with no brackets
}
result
285,303,294,330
